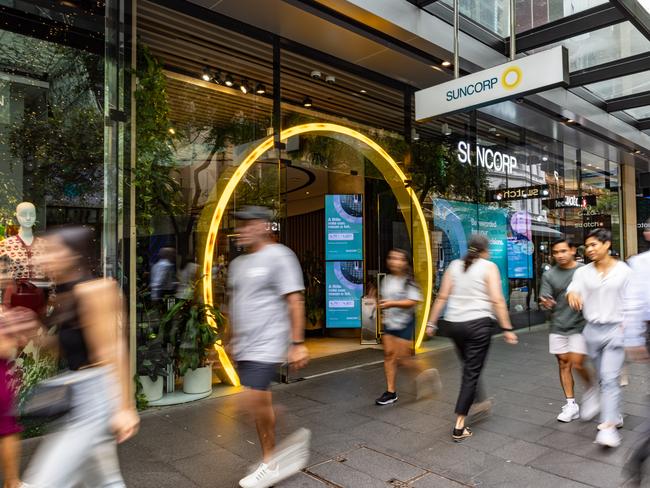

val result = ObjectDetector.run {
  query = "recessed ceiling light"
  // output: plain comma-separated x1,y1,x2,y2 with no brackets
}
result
240,80,250,94
224,74,234,87
168,127,175,135
302,96,313,107
542,156,548,161
201,67,211,82
634,149,642,154
442,60,452,67
566,118,575,124
495,133,501,137
255,83,266,94
360,89,367,94
305,191,310,195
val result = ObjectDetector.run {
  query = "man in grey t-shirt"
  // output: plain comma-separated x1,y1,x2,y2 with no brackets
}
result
227,206,310,488
540,238,593,423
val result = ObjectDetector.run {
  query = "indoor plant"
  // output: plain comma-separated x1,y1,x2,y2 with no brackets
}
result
136,326,170,402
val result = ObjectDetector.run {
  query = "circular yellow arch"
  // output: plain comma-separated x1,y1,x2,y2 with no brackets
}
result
199,123,432,386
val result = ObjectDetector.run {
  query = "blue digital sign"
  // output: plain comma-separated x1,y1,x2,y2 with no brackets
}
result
325,261,363,328
325,195,363,261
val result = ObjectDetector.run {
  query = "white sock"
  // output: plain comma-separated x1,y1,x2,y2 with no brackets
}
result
566,398,576,405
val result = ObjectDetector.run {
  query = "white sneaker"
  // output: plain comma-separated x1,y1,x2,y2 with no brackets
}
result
273,428,312,478
557,402,580,422
416,368,442,400
239,463,281,488
598,415,624,430
595,427,621,448
581,388,600,421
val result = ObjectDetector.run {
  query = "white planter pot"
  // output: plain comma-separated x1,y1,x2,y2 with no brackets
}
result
182,365,213,394
139,376,164,402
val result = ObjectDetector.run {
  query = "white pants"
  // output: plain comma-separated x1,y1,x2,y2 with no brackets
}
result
22,368,125,488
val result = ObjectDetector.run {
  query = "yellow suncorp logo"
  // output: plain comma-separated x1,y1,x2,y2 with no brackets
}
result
446,65,523,101
501,66,522,90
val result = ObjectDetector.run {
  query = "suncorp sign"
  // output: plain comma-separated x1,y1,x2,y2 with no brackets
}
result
415,46,568,120
457,141,518,174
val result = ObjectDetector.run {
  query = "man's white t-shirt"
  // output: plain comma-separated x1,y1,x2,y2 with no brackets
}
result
228,244,304,363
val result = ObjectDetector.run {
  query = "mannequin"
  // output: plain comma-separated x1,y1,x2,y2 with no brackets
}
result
0,202,48,312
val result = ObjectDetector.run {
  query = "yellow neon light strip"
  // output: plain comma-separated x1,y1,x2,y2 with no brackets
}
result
201,123,433,385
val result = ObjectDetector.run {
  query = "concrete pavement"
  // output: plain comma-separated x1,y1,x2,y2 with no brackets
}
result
68,329,650,486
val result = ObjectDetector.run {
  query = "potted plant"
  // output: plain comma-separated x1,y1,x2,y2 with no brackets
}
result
302,251,325,331
179,302,221,394
136,326,170,402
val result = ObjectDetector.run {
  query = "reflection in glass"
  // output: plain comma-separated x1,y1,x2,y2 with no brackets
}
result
625,106,650,120
530,22,650,72
585,70,650,101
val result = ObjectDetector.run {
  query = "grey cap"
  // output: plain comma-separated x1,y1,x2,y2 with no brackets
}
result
233,205,273,221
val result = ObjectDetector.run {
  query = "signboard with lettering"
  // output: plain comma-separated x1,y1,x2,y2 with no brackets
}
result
457,141,519,174
326,261,363,328
488,185,549,202
325,194,363,261
544,195,597,210
415,46,569,120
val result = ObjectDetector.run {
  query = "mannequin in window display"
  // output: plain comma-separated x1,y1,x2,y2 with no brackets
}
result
0,202,49,314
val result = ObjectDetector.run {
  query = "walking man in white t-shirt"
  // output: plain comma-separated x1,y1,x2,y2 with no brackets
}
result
227,206,311,488
567,228,631,447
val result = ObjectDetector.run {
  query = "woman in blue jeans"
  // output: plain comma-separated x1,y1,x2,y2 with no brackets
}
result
427,235,518,441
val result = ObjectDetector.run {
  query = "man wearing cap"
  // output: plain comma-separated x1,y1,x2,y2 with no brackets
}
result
227,206,310,488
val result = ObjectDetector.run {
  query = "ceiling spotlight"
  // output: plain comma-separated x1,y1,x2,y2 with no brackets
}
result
360,89,367,94
566,118,575,124
240,80,250,94
201,67,211,82
255,83,266,94
168,127,176,135
495,132,501,137
441,122,452,136
302,96,313,107
224,74,234,87
58,0,80,7
634,149,642,154
212,70,222,84
325,75,336,84
442,60,452,67
542,156,548,161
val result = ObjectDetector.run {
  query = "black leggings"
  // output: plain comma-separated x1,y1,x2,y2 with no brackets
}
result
449,317,494,416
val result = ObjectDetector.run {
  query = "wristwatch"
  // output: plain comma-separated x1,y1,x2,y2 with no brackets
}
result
291,341,305,345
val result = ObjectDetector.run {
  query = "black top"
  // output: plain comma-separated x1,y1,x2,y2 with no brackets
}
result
51,278,91,371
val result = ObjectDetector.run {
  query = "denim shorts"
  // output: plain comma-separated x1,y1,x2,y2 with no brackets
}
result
236,361,282,391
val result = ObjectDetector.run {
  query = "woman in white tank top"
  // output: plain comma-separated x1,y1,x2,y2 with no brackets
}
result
426,235,517,441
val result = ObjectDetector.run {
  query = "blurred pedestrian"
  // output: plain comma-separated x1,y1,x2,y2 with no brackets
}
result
375,248,440,405
20,226,139,487
427,234,518,442
150,247,176,302
227,206,310,488
539,238,594,423
176,255,199,300
623,218,650,484
567,228,631,448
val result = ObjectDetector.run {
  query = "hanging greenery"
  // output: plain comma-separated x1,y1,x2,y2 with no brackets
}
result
134,44,185,235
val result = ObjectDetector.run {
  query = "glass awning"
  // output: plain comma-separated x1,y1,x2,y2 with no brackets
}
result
407,0,650,134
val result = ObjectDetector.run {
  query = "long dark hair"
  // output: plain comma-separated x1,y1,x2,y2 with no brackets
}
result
463,234,489,272
46,225,95,276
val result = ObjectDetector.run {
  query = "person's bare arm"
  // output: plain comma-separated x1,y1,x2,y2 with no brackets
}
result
77,279,139,443
380,299,419,309
286,291,308,370
426,268,453,336
485,264,518,344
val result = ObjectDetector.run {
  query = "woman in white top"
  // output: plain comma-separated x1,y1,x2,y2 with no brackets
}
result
427,234,517,441
375,249,440,406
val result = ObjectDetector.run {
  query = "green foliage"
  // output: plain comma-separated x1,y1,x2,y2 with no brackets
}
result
136,322,171,382
134,375,149,411
301,251,325,327
159,296,223,376
134,44,185,235
409,140,489,203
13,350,58,409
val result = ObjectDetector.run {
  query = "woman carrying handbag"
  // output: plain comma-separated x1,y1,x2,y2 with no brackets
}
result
19,226,139,487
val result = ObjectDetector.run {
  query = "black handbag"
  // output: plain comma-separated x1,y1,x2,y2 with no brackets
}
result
20,382,72,420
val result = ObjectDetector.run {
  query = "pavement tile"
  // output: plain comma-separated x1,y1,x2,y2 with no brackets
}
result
491,439,552,465
275,472,328,487
477,414,555,442
338,446,426,483
530,449,631,487
307,459,387,488
473,460,592,488
409,473,467,487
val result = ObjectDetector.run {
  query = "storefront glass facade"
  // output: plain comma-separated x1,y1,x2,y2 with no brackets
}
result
0,0,637,403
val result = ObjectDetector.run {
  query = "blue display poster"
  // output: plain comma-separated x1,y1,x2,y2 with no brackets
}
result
507,210,534,279
325,195,363,261
432,198,508,298
325,261,363,328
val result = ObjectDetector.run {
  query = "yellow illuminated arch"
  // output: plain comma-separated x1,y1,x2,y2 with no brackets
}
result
199,123,433,386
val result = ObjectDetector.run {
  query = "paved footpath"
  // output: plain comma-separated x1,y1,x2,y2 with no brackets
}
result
35,328,650,487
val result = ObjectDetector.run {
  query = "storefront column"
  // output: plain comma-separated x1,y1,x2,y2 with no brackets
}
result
622,163,637,258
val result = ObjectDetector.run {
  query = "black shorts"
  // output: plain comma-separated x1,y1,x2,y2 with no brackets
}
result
236,361,282,391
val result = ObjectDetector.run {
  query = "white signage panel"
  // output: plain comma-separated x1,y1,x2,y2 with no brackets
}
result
415,46,569,120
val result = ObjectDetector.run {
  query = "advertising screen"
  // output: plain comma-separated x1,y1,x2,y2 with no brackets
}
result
432,198,508,298
325,260,363,328
507,210,534,279
325,194,363,261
